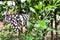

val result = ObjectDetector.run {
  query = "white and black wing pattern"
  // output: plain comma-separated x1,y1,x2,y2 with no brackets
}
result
4,14,30,32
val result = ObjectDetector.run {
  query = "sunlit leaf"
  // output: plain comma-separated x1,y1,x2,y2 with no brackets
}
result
53,0,56,4
38,2,43,10
34,2,43,10
0,32,4,36
34,20,47,30
21,0,26,3
34,5,39,9
30,7,36,13
0,38,2,40
45,5,56,9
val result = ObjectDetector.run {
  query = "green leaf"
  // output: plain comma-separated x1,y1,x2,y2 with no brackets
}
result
0,32,4,36
30,7,36,13
26,34,34,40
45,5,56,9
34,2,43,10
53,0,56,4
28,34,34,40
0,38,2,40
34,20,47,30
5,24,11,30
26,0,31,3
34,5,39,9
27,22,33,31
38,2,43,10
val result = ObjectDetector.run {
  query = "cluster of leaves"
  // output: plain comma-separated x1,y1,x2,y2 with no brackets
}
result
0,1,17,18
20,20,47,40
19,0,60,40
0,0,60,40
0,24,17,40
